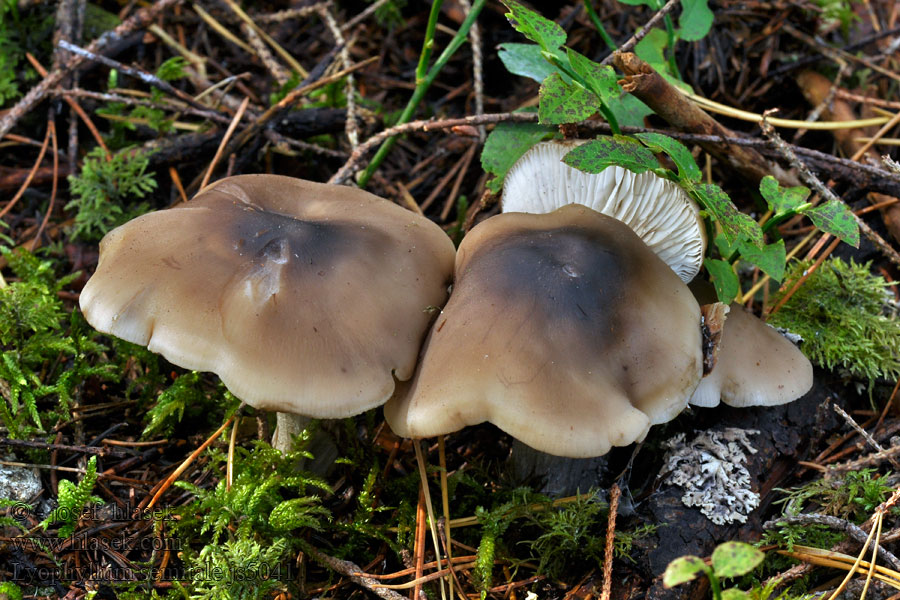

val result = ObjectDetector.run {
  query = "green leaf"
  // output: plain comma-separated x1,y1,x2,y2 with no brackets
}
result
617,0,656,6
694,183,764,247
678,0,715,41
609,93,654,128
721,589,750,600
501,0,566,51
704,259,740,304
711,541,765,578
539,73,600,124
737,239,785,282
759,176,810,216
481,121,555,193
634,28,669,69
566,48,619,102
806,199,860,247
634,132,701,182
563,135,660,174
663,555,710,588
498,43,559,83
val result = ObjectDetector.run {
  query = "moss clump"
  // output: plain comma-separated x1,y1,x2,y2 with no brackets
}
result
769,258,900,383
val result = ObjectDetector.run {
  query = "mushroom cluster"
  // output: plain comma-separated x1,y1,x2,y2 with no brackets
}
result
385,140,813,458
80,142,813,462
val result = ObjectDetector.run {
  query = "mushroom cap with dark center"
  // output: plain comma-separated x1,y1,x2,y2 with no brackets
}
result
384,204,703,458
80,175,456,417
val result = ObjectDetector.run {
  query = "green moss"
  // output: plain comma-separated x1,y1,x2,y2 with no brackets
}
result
769,258,900,383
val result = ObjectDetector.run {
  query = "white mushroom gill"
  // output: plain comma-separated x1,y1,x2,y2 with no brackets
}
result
502,140,706,283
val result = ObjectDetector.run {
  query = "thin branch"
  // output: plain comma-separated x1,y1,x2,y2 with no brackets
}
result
599,0,680,66
303,543,410,600
329,112,536,185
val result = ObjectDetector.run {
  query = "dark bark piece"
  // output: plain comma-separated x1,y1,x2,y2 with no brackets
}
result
637,378,838,600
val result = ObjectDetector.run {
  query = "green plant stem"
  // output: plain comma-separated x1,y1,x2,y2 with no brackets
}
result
416,0,444,85
662,14,681,79
358,0,486,188
707,572,722,600
583,1,617,51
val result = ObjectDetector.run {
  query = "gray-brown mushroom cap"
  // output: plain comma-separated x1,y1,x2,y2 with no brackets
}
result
689,303,814,408
384,204,703,458
80,175,456,417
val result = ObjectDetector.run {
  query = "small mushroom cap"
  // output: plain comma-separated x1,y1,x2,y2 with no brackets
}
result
80,175,456,417
689,302,814,408
384,204,703,458
502,140,706,282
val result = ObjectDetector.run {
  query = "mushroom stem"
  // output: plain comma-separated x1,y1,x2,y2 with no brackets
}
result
272,412,311,453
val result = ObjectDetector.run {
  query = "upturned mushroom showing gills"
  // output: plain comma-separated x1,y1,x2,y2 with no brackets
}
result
80,175,456,450
503,140,706,283
384,204,703,458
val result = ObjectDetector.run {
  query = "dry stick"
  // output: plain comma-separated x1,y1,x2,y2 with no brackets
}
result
146,415,235,509
31,116,58,252
832,404,900,470
302,544,409,600
199,95,249,190
241,23,290,85
226,57,375,160
26,53,109,157
318,5,359,148
599,0,679,66
192,3,253,54
457,0,485,140
0,437,129,456
329,112,537,185
57,39,211,114
226,415,239,492
219,0,307,77
341,0,390,31
0,0,183,140
438,437,454,600
413,487,427,600
59,87,232,125
441,142,477,221
414,440,447,600
371,563,478,590
600,484,620,600
0,125,51,219
759,118,900,269
421,149,468,212
359,556,479,581
612,52,800,186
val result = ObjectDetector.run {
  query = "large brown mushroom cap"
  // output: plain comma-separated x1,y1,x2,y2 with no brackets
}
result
80,175,456,417
384,204,703,458
689,303,814,408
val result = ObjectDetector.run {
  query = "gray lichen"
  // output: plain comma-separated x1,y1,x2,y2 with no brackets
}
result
661,428,760,525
